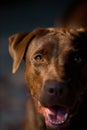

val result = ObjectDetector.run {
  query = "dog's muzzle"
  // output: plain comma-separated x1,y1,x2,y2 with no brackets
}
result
36,80,81,129
37,80,71,129
37,101,70,129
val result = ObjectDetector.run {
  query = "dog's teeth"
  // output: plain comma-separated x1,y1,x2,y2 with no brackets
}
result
46,113,65,125
58,121,63,124
64,113,68,121
50,120,64,125
52,121,58,125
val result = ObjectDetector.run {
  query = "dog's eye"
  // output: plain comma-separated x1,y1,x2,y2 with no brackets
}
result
72,54,82,63
74,56,82,63
34,54,44,62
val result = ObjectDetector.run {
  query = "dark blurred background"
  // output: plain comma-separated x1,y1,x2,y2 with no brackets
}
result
0,0,83,130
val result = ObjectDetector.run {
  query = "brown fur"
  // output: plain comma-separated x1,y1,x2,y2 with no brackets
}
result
8,27,87,130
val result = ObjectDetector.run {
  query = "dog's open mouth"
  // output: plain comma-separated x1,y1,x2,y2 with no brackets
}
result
38,102,69,129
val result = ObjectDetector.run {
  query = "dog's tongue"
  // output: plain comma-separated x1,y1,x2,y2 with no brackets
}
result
46,106,68,125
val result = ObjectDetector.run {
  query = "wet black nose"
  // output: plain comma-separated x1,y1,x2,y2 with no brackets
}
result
44,80,65,97
40,80,68,107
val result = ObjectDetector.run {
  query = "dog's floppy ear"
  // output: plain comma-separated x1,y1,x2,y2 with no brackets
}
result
8,28,49,74
9,32,33,74
9,32,31,74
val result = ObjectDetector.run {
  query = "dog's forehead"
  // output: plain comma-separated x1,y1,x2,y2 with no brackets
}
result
32,35,58,50
27,34,55,55
28,30,75,53
27,28,87,57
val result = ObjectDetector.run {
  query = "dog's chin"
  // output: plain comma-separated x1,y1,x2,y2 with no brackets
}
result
37,101,71,130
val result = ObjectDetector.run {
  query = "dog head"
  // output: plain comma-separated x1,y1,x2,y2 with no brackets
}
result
8,28,87,130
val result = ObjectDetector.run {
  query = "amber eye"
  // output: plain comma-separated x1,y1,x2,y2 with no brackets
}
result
34,54,43,62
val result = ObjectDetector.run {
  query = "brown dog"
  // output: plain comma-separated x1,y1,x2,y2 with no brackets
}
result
8,28,87,130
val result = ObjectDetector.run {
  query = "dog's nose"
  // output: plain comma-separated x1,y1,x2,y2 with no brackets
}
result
45,80,64,97
40,80,68,107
